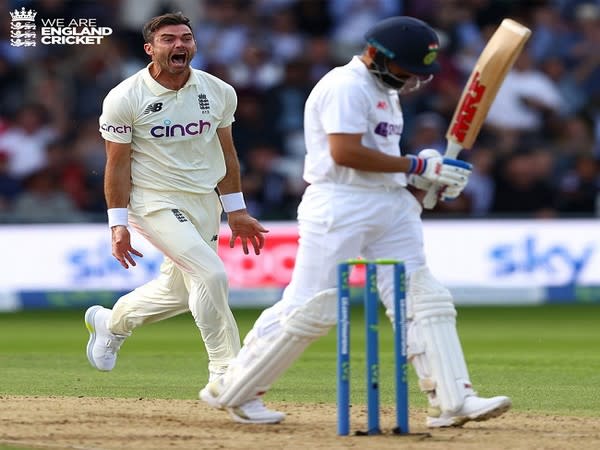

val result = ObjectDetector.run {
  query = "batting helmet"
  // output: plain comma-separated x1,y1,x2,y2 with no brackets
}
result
365,16,440,75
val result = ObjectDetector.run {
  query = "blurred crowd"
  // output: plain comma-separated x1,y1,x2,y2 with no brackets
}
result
0,0,599,223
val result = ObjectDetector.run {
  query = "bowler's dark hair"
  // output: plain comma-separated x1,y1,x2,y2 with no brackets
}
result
142,12,193,43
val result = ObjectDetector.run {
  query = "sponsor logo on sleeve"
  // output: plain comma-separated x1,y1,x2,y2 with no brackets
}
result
100,123,132,134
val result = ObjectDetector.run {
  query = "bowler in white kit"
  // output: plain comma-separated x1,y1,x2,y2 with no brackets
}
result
84,12,283,423
201,16,511,427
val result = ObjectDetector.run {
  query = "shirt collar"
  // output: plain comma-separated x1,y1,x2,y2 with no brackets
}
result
350,55,392,93
142,63,199,95
349,55,368,72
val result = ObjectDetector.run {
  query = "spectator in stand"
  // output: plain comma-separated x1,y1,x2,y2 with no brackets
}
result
329,0,400,60
463,146,497,217
528,4,571,65
72,41,143,121
71,118,111,213
193,0,250,67
592,98,600,160
12,168,84,222
0,54,26,118
227,41,283,91
240,143,298,220
293,0,333,37
232,89,282,163
405,112,446,155
540,55,587,117
491,148,558,218
0,0,599,220
565,3,600,101
265,7,305,63
45,139,89,212
556,153,600,215
304,35,337,84
264,58,313,177
553,114,597,175
27,74,71,136
486,48,563,138
0,103,57,180
0,151,20,213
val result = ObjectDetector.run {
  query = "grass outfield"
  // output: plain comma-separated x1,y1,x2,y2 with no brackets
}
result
1,304,599,417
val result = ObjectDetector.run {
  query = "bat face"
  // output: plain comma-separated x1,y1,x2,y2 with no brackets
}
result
423,18,531,209
448,71,487,144
444,18,532,150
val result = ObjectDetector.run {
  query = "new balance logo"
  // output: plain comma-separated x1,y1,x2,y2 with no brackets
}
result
198,94,210,111
211,234,218,242
171,209,188,223
143,102,163,114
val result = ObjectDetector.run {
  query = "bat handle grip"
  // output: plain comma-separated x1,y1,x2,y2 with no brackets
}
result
422,185,439,209
421,141,463,210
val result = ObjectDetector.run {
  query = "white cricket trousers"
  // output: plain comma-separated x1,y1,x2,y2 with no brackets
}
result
109,188,240,375
248,183,427,336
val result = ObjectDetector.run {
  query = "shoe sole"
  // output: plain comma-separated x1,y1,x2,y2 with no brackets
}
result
427,399,512,428
200,388,284,424
84,305,103,370
470,400,512,423
225,406,285,425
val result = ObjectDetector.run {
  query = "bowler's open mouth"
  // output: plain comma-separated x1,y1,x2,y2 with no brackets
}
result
171,53,186,65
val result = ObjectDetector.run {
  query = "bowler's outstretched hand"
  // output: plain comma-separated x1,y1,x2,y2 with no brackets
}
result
227,210,269,255
111,225,143,269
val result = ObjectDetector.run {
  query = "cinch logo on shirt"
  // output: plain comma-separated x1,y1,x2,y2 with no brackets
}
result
101,123,132,133
374,122,401,137
150,119,211,138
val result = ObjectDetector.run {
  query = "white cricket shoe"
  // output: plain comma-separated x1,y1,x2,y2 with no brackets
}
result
85,305,126,371
426,395,512,428
199,380,285,424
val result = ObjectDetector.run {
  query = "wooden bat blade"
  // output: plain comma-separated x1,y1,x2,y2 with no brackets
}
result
445,18,532,151
422,18,531,210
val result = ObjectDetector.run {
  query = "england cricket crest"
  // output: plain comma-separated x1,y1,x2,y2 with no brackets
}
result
10,7,37,47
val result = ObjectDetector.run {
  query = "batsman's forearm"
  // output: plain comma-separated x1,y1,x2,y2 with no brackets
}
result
332,143,414,173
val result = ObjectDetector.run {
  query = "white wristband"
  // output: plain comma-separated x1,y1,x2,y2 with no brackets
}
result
107,208,128,228
219,192,246,213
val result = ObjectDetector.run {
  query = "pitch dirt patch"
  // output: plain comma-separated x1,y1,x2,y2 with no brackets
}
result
1,396,599,450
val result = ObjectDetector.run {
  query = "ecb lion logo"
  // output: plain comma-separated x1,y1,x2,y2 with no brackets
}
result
10,7,37,47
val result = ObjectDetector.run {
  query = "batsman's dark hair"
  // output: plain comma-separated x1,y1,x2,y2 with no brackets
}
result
142,12,193,43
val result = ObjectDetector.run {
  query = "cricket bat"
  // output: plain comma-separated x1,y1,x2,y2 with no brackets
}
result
422,18,532,209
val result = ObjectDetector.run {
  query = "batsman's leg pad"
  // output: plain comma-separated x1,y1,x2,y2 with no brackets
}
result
216,289,338,407
407,266,473,413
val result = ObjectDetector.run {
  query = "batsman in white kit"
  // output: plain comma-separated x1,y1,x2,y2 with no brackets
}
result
84,13,283,423
201,16,511,427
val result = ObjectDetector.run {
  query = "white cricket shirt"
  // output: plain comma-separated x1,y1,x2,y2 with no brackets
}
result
303,56,407,188
99,64,236,194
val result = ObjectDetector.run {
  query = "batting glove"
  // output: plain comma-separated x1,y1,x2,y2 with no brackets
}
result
407,149,440,191
407,149,472,200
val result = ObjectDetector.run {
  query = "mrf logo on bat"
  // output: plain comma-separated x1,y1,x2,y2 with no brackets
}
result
449,72,487,144
9,7,112,47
